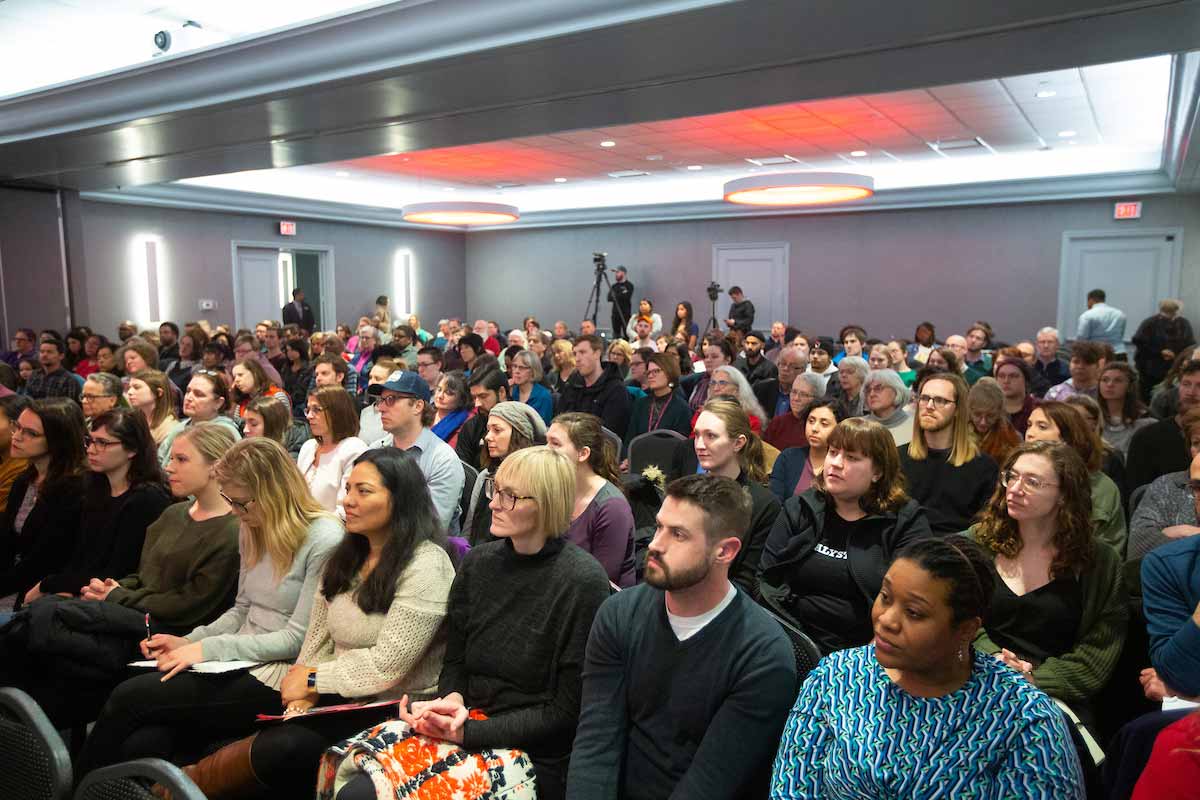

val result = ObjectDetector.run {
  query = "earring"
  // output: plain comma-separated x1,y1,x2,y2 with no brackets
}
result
957,647,965,663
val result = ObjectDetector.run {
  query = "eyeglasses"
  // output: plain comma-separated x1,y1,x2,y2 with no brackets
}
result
219,492,256,514
81,393,114,402
11,422,43,439
304,405,323,417
645,367,664,377
917,394,956,409
482,477,535,512
865,384,892,394
709,379,734,389
1001,471,1059,493
84,435,121,450
377,394,416,408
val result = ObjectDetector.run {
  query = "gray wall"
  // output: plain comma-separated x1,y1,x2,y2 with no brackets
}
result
76,201,466,336
465,195,1200,343
0,187,72,338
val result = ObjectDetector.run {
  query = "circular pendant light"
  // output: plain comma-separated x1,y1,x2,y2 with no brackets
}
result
401,201,519,226
723,172,874,206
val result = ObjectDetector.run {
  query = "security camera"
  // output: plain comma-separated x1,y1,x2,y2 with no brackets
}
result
152,21,222,56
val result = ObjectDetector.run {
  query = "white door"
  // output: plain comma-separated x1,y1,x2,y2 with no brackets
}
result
1057,230,1182,344
233,247,288,330
712,242,789,333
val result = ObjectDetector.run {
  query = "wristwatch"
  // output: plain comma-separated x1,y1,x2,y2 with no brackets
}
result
306,668,317,689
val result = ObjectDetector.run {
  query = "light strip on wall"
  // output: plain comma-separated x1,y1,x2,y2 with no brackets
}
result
393,249,413,318
144,240,160,321
131,234,166,325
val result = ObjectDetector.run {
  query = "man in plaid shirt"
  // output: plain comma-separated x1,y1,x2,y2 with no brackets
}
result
25,339,81,403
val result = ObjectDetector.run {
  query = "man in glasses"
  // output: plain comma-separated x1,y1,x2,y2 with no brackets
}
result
368,370,463,534
899,372,999,535
2,328,36,370
753,344,807,421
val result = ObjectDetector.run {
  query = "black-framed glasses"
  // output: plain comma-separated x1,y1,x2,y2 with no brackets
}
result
482,477,535,511
81,393,115,402
220,492,256,514
917,394,955,409
1001,471,1058,493
11,422,43,439
377,394,415,408
83,435,121,450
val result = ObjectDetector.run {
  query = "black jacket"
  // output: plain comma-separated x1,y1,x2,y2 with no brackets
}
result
758,490,932,622
0,471,85,609
282,300,317,332
728,299,755,332
558,363,633,439
1132,314,1196,384
0,594,148,683
734,354,777,386
753,377,788,421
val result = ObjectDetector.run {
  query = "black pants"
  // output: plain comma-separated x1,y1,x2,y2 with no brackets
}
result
1103,708,1192,800
75,669,279,776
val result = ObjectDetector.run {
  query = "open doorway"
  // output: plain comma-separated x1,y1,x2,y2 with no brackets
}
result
231,241,336,332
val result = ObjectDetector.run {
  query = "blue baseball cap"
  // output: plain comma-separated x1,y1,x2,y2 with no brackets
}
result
367,370,431,403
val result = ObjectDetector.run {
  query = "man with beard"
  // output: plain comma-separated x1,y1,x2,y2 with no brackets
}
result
899,372,998,535
567,474,795,800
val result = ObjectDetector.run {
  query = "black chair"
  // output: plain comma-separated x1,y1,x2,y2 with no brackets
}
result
459,459,479,522
1128,483,1149,518
764,609,823,690
75,758,205,800
628,429,687,474
600,426,622,458
0,687,72,800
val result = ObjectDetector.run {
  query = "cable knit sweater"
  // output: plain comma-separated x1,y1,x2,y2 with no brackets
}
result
297,540,455,700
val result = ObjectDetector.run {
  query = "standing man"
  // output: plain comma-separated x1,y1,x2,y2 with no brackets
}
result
734,330,778,386
1077,288,1127,356
281,288,316,334
607,266,635,340
724,286,755,334
1133,299,1196,403
559,334,633,439
567,474,795,800
26,339,81,402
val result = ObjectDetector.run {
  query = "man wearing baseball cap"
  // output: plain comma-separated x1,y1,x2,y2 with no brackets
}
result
368,369,465,533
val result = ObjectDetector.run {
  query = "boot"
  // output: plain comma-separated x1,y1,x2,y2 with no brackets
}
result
152,734,263,800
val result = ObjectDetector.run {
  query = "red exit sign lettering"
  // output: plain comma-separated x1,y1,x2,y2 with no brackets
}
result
1113,202,1142,220
279,220,297,236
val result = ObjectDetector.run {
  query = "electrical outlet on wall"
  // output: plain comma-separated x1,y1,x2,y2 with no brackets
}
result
198,299,217,310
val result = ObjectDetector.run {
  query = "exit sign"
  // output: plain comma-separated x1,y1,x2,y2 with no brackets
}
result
279,220,297,236
1113,201,1142,220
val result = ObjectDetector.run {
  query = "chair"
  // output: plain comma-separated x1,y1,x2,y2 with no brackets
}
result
764,610,823,690
75,758,205,800
600,426,622,458
459,459,479,522
0,687,72,800
1128,483,1149,518
628,429,687,475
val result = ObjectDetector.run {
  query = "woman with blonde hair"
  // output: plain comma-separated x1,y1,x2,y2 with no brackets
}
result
508,349,553,425
298,386,368,517
546,338,576,391
606,338,634,380
125,369,182,446
81,437,341,772
320,446,610,800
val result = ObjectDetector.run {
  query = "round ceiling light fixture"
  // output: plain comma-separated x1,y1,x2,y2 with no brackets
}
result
723,171,874,206
401,201,519,226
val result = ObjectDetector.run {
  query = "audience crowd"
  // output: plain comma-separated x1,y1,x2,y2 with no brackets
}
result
1,286,1198,800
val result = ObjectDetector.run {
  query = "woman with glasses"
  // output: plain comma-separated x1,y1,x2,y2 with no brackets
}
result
864,368,913,447
508,349,553,425
156,370,241,467
760,417,931,654
764,373,824,452
0,398,87,611
831,356,869,419
624,352,691,451
605,338,633,381
81,437,341,772
298,386,368,517
1024,401,1127,554
125,368,182,446
320,446,610,800
968,440,1127,727
81,372,125,425
431,371,472,448
693,364,766,434
1097,362,1154,456
968,378,1021,464
28,408,171,604
462,401,545,546
0,395,31,514
681,335,734,414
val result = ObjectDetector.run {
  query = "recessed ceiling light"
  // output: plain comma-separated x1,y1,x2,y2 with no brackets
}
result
686,165,703,171
849,150,868,157
402,202,519,227
554,177,567,183
600,140,616,148
1035,89,1057,99
1058,130,1077,138
724,172,874,206
334,171,350,177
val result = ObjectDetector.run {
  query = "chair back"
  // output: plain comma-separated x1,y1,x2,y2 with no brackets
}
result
1128,483,1149,517
0,687,72,800
459,459,479,521
600,426,622,459
75,758,205,800
764,609,823,690
628,429,687,475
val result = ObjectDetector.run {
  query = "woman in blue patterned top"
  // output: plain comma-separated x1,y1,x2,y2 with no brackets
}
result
771,537,1084,799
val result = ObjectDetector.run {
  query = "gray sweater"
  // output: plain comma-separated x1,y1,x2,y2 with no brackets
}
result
187,515,342,688
1129,470,1198,560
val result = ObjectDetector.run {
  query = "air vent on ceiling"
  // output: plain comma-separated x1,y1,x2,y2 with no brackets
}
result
929,137,986,153
607,170,650,178
744,155,802,167
494,182,524,189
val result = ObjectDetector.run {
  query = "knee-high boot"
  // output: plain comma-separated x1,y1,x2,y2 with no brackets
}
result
153,734,264,800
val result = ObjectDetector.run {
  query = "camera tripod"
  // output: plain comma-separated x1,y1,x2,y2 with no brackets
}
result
583,265,628,337
704,293,722,336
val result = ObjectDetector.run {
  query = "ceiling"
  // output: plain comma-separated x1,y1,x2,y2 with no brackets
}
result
179,54,1171,215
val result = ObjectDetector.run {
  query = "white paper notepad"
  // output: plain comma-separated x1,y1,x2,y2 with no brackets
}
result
128,660,259,674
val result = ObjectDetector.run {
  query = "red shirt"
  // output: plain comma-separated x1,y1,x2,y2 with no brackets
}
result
1132,712,1200,800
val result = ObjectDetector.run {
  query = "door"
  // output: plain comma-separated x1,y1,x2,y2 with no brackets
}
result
233,247,285,331
712,242,790,333
292,251,323,330
1057,230,1182,345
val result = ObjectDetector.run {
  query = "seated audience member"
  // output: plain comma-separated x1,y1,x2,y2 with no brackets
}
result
668,398,780,594
0,399,87,609
462,401,543,546
771,537,1085,798
700,365,767,433
1150,348,1200,417
754,345,808,421
969,442,1127,725
1025,401,1126,553
298,386,368,517
1142,510,1200,701
968,378,1021,465
681,336,734,413
547,413,636,587
625,298,664,340
456,367,508,468
944,334,970,370
357,358,396,445
313,344,358,396
1132,298,1195,400
231,357,289,418
1034,326,1071,395
624,347,650,396
30,409,171,602
319,447,610,800
734,330,778,385
760,417,932,654
157,370,240,466
833,325,866,365
545,338,576,391
119,336,160,379
63,327,88,372
96,340,121,376
1100,361,1155,456
369,369,464,532
867,342,891,372
415,345,443,391
139,448,456,799
2,327,36,370
995,354,1037,434
807,340,838,384
455,332,486,376
827,355,868,418
508,349,554,425
900,372,999,535
348,325,378,385
886,339,917,386
605,338,633,381
281,336,312,416
430,371,472,449
764,373,822,451
163,327,204,393
75,334,105,379
242,395,292,450
925,345,962,375
1045,341,1105,401
768,399,845,503
569,474,796,799
630,317,658,351
77,437,340,772
905,321,938,366
625,352,691,448
1124,712,1200,800
25,338,81,402
0,395,30,513
1129,426,1200,560
864,368,913,447
962,321,994,385
1065,393,1130,490
559,334,632,439
390,325,420,369
669,301,700,350
1128,360,1200,491
125,369,181,446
